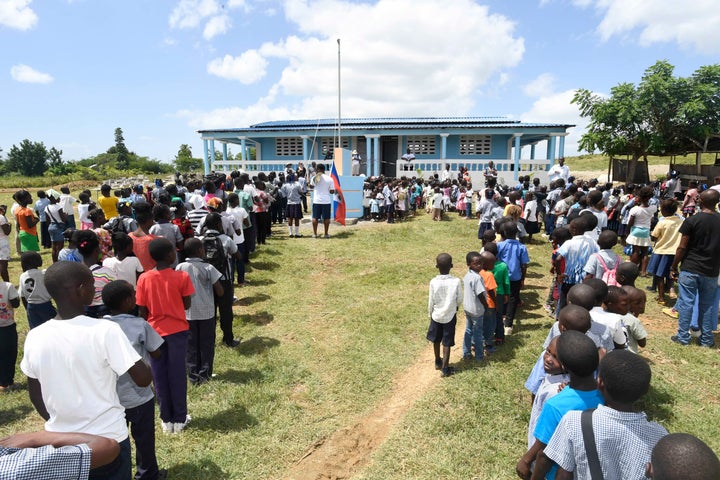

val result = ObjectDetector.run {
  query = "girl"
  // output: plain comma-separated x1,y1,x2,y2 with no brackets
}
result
0,277,19,391
523,191,540,241
58,229,82,262
455,187,466,217
103,232,143,287
253,181,271,245
647,199,683,305
0,206,10,282
130,202,158,272
44,190,67,262
78,192,93,230
626,186,657,277
77,230,115,318
14,190,40,253
149,204,184,267
681,180,699,217
88,208,113,261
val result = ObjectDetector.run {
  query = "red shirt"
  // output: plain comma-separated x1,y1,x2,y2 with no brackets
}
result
130,232,157,272
136,268,194,336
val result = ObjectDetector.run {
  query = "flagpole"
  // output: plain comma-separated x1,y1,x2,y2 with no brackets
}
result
337,38,341,151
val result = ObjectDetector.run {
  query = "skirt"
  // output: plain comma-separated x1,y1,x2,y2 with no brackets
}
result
525,220,540,235
626,226,652,247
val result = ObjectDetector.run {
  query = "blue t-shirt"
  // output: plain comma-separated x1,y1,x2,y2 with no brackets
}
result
533,386,604,479
496,239,529,281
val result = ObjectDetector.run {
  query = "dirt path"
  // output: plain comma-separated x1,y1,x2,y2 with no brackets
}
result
283,337,462,480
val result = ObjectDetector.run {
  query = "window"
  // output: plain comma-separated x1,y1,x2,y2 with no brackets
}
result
275,137,303,156
320,137,349,157
406,136,436,155
459,135,492,155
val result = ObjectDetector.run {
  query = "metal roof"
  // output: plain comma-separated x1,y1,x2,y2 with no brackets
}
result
198,117,574,134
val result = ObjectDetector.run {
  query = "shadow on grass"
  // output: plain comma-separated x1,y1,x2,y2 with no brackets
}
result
235,293,270,306
169,459,227,479
218,368,265,385
0,404,33,425
237,311,275,326
237,335,280,354
240,278,276,287
249,260,280,271
327,230,355,239
639,383,675,423
193,404,258,432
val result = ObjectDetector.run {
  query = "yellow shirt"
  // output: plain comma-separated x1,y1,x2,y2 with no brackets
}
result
98,195,119,219
651,215,683,255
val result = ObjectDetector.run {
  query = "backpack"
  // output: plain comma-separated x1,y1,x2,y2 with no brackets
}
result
200,231,227,279
108,216,129,234
596,253,620,286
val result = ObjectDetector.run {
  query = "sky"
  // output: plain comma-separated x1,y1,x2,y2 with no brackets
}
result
1,0,719,165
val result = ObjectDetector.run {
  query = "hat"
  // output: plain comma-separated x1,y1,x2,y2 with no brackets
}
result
207,197,223,209
46,189,61,200
352,150,358,155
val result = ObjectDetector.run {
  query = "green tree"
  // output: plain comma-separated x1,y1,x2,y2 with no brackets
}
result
174,144,203,172
114,127,129,170
6,139,49,176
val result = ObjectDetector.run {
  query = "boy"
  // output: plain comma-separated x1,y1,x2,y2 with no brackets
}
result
18,251,57,329
102,280,167,480
176,238,224,384
20,261,152,480
482,242,509,346
427,253,462,377
517,331,603,480
555,217,599,316
616,261,639,287
647,433,720,480
584,230,621,284
136,238,195,434
478,251,498,354
461,252,488,362
496,222,529,336
589,285,628,350
541,350,668,479
98,184,119,220
619,286,648,353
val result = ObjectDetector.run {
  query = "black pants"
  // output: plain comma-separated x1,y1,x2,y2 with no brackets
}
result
255,212,269,244
125,399,159,480
246,213,257,253
215,279,234,344
187,318,216,383
504,280,522,327
0,324,17,387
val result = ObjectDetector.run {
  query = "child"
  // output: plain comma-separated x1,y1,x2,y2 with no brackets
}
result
526,337,568,449
88,208,113,261
18,251,57,329
226,194,249,284
478,251,498,354
20,261,152,479
541,350,668,479
626,186,657,276
14,190,40,253
44,190,67,262
517,331,603,480
545,227,571,315
584,230,621,285
427,253,462,377
647,199,682,305
593,285,630,350
77,230,116,319
620,286,648,354
149,204,184,266
482,242,510,346
431,187,444,221
176,238,224,385
78,192,93,230
103,232,144,287
523,191,540,241
369,193,380,221
477,189,498,239
0,205,10,282
59,186,78,229
101,280,167,479
58,229,82,262
34,190,51,249
648,433,720,480
130,202,157,272
496,221,529,336
681,180,699,217
461,252,488,362
616,261,640,287
0,278,20,391
555,217,599,315
103,200,138,235
98,183,119,220
136,238,194,434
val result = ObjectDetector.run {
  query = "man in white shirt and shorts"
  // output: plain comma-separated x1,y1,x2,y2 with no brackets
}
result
309,164,335,238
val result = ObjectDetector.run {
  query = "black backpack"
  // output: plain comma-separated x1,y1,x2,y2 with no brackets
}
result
107,216,129,234
200,231,227,279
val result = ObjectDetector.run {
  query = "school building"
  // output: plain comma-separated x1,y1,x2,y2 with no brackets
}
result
197,117,574,186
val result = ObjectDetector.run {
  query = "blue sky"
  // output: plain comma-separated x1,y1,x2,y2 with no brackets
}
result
1,0,719,164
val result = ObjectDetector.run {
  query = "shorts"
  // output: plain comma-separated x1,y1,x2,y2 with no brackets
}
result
426,315,457,347
0,239,9,261
286,203,304,220
19,231,39,252
312,203,331,221
647,253,674,279
48,222,65,242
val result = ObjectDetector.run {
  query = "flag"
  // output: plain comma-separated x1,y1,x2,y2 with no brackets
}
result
331,161,346,226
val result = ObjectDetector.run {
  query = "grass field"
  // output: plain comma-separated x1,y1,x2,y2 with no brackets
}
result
0,187,719,479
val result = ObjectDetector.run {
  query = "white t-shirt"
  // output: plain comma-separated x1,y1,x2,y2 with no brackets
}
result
590,307,627,346
0,281,18,327
629,204,657,229
311,173,334,205
548,164,569,182
227,206,248,245
524,200,538,222
0,215,8,241
78,204,91,224
20,316,141,442
19,269,52,304
102,256,144,287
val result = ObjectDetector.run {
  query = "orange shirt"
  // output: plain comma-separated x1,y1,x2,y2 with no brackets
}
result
130,232,157,272
136,268,194,336
16,207,37,235
479,270,497,309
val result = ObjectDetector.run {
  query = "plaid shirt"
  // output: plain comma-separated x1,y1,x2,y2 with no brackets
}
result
0,444,91,479
428,274,462,324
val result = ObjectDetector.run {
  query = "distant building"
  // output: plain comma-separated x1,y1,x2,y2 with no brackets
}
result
198,117,574,185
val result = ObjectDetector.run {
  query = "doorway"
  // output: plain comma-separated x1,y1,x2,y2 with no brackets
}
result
381,137,398,177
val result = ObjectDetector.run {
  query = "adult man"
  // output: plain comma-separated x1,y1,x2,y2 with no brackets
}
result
401,148,415,171
351,150,361,176
309,164,335,238
670,189,720,347
0,430,120,479
548,157,570,183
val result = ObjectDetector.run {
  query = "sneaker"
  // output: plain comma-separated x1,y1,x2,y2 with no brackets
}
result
434,358,443,370
662,307,679,319
295,234,303,238
323,234,330,239
441,367,455,377
312,234,318,238
690,328,702,339
161,422,174,434
670,335,689,346
504,326,513,336
173,415,192,434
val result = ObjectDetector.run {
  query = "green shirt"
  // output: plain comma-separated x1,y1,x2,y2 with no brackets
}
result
492,261,511,296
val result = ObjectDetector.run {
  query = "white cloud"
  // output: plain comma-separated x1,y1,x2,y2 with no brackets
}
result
521,89,585,157
188,0,525,128
169,0,219,29
10,64,53,84
0,0,38,30
207,50,268,83
589,0,720,54
203,14,231,40
523,73,556,97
